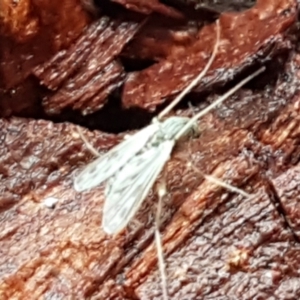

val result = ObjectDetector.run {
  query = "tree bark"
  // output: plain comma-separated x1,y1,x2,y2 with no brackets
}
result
0,0,300,299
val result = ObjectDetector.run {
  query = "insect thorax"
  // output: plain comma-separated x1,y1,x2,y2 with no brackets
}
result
146,116,196,147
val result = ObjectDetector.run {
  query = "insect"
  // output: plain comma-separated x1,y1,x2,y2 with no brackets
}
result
74,20,265,234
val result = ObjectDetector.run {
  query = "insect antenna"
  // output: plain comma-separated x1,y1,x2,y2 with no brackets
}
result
174,66,266,141
157,20,221,120
74,19,222,164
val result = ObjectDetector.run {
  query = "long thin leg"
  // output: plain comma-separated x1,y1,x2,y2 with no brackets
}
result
76,126,100,157
155,179,168,300
183,138,251,198
186,160,251,198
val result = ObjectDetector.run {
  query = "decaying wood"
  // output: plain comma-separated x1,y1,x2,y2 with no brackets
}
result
1,0,300,299
122,0,296,110
0,0,92,117
111,0,184,18
0,0,91,88
182,0,257,13
34,15,143,115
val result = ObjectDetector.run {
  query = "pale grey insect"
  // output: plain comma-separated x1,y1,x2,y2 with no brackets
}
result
74,116,195,233
74,20,265,234
74,21,222,234
74,66,264,234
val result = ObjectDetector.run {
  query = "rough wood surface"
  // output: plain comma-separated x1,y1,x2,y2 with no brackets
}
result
0,0,300,299
122,0,296,110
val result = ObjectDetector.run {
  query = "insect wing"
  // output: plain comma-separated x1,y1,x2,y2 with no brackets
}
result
102,140,175,234
74,123,160,192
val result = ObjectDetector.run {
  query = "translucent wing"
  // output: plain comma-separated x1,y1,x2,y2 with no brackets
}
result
102,140,175,234
74,123,160,192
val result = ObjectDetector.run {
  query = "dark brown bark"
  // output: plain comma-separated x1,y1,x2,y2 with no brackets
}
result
0,0,300,299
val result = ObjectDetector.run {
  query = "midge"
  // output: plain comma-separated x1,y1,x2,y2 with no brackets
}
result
74,21,265,234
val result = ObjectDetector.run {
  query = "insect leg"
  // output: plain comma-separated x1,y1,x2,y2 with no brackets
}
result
186,160,252,198
155,179,168,300
184,138,251,198
76,126,100,157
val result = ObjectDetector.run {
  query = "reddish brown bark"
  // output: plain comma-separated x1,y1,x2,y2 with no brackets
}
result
1,0,300,299
122,0,296,111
